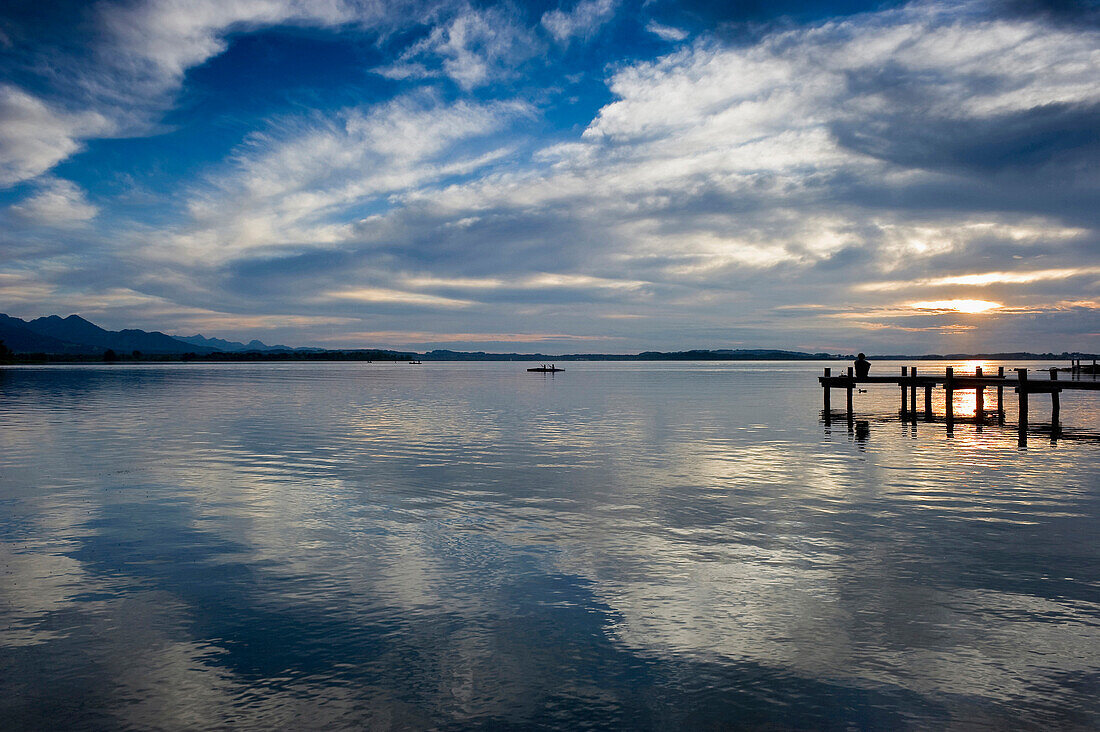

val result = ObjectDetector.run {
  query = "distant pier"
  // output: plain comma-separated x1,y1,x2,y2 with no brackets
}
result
819,364,1100,445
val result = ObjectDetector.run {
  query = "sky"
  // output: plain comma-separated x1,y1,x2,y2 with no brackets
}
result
0,0,1098,353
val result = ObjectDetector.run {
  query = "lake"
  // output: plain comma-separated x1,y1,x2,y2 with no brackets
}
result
1,360,1098,730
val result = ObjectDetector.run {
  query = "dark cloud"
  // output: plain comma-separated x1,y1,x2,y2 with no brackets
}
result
832,102,1100,177
999,0,1100,27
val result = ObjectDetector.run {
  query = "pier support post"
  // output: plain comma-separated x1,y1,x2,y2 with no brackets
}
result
910,366,918,421
900,367,908,419
823,367,831,422
997,366,1005,424
945,367,954,433
924,384,933,421
846,366,854,424
975,366,984,425
1050,368,1060,437
1016,368,1029,445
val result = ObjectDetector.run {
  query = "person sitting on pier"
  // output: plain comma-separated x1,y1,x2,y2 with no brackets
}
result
854,353,871,378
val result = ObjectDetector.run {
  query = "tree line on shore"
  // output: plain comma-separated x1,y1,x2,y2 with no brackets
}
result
2,340,1096,365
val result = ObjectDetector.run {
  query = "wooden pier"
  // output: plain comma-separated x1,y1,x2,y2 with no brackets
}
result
819,366,1100,444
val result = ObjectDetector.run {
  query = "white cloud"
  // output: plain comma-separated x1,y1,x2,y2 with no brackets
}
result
379,6,539,89
158,92,529,261
857,265,1100,291
645,20,688,42
324,287,474,308
426,2,1100,265
0,0,391,188
541,0,617,44
9,0,1100,351
7,178,99,226
96,0,370,98
588,6,1100,149
293,1,1099,343
0,86,111,187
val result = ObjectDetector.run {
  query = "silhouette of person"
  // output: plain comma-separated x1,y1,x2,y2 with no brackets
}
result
854,353,870,378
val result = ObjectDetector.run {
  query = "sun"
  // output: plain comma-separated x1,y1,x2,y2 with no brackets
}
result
909,299,1002,314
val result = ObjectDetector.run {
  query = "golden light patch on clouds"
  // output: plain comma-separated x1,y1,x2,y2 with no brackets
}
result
78,294,359,332
929,268,1100,287
0,272,57,302
0,283,190,317
909,299,1002,314
172,313,358,331
661,247,792,275
818,301,1007,319
401,275,505,289
959,220,1086,242
401,273,648,291
826,298,1090,321
71,288,184,311
523,273,648,289
324,288,474,308
873,219,1087,268
315,331,618,344
849,321,978,333
856,266,1100,292
646,236,797,275
617,220,809,277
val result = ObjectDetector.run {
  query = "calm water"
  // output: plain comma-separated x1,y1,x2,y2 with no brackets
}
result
1,361,1098,730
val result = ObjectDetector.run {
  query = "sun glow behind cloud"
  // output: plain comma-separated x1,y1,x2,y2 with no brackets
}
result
909,300,1003,314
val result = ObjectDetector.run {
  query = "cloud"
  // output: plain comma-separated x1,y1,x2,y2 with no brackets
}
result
379,5,540,89
0,272,58,305
541,0,617,44
165,91,530,261
7,178,98,226
3,0,1099,352
645,20,688,42
857,266,1100,291
0,0,398,188
0,85,111,186
323,287,475,308
94,0,372,100
907,299,1003,313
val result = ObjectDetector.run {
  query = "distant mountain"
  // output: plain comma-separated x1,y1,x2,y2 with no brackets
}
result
24,315,117,350
26,314,216,354
175,334,308,352
0,314,217,354
0,314,87,353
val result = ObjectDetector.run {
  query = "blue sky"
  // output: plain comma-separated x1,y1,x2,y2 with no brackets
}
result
1,0,1098,353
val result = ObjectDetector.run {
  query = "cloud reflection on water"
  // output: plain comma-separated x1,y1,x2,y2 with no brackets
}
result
1,362,1098,728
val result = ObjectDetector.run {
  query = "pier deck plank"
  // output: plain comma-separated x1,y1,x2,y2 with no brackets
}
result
818,375,1100,391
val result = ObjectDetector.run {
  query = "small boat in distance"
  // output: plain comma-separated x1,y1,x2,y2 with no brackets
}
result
410,360,422,364
527,364,564,373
